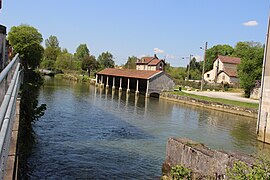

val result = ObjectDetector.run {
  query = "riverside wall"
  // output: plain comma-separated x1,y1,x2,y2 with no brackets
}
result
160,93,257,118
162,137,255,179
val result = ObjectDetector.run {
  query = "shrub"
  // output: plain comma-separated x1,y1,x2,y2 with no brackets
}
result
170,165,192,180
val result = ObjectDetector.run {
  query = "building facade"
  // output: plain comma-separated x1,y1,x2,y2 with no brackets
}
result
204,55,241,84
136,54,165,71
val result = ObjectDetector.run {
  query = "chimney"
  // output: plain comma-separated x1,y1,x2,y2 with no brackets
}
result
154,54,158,59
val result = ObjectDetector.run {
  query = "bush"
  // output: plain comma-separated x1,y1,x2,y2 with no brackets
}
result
226,158,270,180
170,165,192,180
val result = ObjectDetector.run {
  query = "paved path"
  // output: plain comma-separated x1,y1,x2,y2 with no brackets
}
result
182,90,259,104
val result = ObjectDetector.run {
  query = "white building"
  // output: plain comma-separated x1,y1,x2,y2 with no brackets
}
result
204,55,241,84
136,54,166,71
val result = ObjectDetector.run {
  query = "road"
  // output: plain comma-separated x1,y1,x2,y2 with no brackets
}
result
182,90,259,104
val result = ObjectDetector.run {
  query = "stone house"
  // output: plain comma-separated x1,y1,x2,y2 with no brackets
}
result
136,54,166,71
204,55,241,84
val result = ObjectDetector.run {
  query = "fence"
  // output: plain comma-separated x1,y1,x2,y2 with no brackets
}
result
0,54,22,179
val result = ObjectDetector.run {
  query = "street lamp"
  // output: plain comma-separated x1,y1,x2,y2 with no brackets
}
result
200,42,208,91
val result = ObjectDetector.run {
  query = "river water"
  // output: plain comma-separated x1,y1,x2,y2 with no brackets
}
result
28,77,270,179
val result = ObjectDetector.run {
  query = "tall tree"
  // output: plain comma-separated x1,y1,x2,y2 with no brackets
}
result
42,35,61,69
97,51,115,69
187,57,202,80
8,25,44,69
45,35,60,49
234,42,264,97
82,55,98,76
124,56,137,69
75,44,90,60
205,44,234,72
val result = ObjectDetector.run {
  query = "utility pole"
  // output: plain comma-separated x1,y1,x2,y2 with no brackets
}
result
200,42,208,91
187,54,193,81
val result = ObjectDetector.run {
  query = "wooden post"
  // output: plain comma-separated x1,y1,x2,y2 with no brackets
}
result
100,75,104,88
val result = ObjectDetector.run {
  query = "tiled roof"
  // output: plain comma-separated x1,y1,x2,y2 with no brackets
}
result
148,59,162,66
97,68,162,79
219,68,238,77
218,55,241,64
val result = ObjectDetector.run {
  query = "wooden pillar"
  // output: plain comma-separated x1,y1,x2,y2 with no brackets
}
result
112,77,115,91
106,76,109,89
145,79,150,98
119,77,122,92
127,78,130,94
135,79,139,96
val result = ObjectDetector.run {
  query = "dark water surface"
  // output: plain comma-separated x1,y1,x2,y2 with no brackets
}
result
28,77,270,179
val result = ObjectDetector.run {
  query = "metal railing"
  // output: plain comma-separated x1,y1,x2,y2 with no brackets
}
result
0,54,22,179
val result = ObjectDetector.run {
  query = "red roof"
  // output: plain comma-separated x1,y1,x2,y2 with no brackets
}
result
148,59,162,66
217,55,241,64
219,68,238,77
97,68,162,79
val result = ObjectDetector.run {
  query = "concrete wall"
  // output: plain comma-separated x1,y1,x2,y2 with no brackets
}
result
162,137,255,179
160,93,257,118
148,73,175,94
257,19,270,143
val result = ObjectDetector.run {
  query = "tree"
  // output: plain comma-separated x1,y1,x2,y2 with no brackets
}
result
8,25,44,69
123,56,137,69
55,50,75,70
234,42,264,97
82,55,98,76
45,35,60,49
97,51,115,69
75,44,90,60
42,35,61,69
205,44,234,72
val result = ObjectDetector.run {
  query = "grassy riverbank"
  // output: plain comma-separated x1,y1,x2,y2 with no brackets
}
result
169,91,258,109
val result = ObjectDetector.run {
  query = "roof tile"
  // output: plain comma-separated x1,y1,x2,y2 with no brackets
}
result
97,68,162,79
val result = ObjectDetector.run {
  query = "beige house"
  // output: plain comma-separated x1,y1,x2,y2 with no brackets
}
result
204,55,241,84
136,54,165,71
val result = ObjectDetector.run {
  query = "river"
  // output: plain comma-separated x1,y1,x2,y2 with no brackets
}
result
27,77,270,179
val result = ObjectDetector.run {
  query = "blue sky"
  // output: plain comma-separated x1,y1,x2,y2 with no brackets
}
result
1,0,269,66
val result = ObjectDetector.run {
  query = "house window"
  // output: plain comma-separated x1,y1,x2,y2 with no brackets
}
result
207,74,210,78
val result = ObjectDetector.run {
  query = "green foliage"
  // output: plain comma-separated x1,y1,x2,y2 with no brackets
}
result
205,44,234,72
166,63,186,81
234,42,264,97
42,35,61,69
82,55,98,76
187,57,202,80
18,70,46,178
226,158,270,180
123,56,137,69
170,165,192,180
97,51,115,69
75,44,90,61
8,25,44,69
55,50,81,71
45,35,60,49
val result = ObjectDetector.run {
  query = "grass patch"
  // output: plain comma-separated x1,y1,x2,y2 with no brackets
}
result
169,91,258,109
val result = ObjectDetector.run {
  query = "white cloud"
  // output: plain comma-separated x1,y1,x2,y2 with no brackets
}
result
193,55,203,62
154,48,165,54
166,54,175,59
242,20,258,27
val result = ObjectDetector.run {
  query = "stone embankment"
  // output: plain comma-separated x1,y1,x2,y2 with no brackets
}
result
160,93,257,118
162,137,255,179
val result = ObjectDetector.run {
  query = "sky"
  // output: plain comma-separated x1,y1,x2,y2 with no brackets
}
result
1,0,269,67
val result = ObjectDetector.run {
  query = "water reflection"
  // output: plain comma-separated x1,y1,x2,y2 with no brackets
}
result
28,77,270,179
